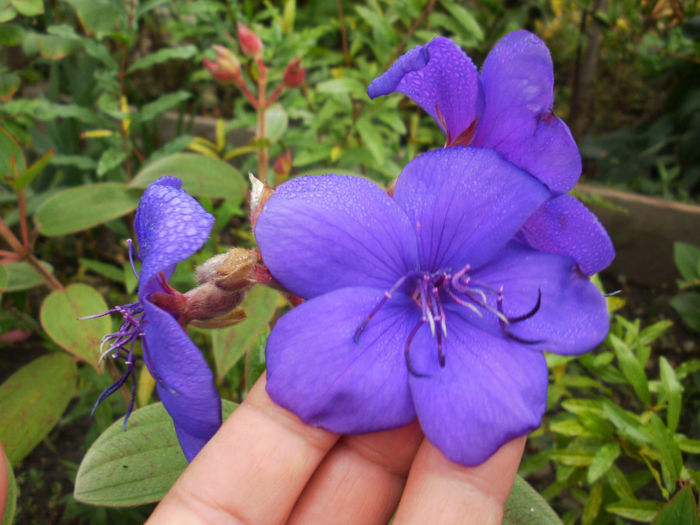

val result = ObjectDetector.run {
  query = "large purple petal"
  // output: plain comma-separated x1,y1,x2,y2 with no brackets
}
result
142,301,222,462
367,37,483,144
469,243,609,355
135,176,214,297
255,175,419,299
407,314,548,466
392,147,549,273
266,287,419,433
474,30,581,193
520,194,615,276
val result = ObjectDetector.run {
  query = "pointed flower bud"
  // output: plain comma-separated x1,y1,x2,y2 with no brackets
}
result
203,45,241,83
282,58,305,87
274,150,292,179
237,23,263,58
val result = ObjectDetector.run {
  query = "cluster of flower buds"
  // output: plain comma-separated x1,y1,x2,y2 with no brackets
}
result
203,23,305,110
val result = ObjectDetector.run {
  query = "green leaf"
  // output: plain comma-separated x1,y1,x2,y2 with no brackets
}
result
652,485,700,525
601,399,651,445
74,400,237,506
0,6,17,23
440,0,484,41
316,78,364,96
212,286,279,380
609,334,650,405
0,353,77,466
581,482,603,525
659,357,682,433
1,448,17,525
127,44,198,73
79,258,125,284
130,153,245,200
96,148,126,177
11,0,44,16
264,103,288,144
646,413,683,494
3,260,54,292
551,449,595,466
607,499,663,522
550,417,587,437
0,72,20,101
0,126,25,177
64,0,124,38
40,284,110,367
670,292,700,332
356,116,385,165
676,435,700,454
13,147,53,191
503,475,563,525
52,154,97,170
587,442,620,484
0,24,25,46
35,33,78,59
34,182,140,236
244,326,268,391
674,242,700,282
132,91,191,125
0,264,6,296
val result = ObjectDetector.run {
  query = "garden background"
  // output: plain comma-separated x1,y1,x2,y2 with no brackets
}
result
1,0,699,523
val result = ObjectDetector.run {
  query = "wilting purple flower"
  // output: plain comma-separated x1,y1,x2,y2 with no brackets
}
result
368,31,614,276
90,176,221,462
255,147,610,466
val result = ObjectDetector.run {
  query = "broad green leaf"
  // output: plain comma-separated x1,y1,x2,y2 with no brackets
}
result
127,45,198,73
503,475,563,525
40,283,110,367
0,24,24,46
677,435,700,454
609,334,650,405
34,183,140,236
0,353,77,466
659,357,682,433
264,103,288,144
673,242,700,283
52,153,97,170
1,448,17,525
652,485,700,525
606,465,635,500
96,148,126,177
244,326,269,391
74,400,237,506
130,153,245,200
356,116,385,165
607,499,663,522
3,260,54,292
132,91,191,125
670,292,700,332
0,6,17,23
587,442,620,484
11,0,43,16
64,0,124,38
35,33,78,59
316,78,364,96
550,418,587,437
212,286,279,381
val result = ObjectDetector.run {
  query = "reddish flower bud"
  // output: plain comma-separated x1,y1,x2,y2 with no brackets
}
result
282,58,305,88
274,150,292,178
203,45,241,83
237,23,263,58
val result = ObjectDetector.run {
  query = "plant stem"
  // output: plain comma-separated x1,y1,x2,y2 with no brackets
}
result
17,190,29,248
337,0,351,67
256,59,269,185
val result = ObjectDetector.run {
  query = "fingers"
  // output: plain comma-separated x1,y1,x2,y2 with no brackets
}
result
393,435,526,525
287,421,424,525
148,374,339,525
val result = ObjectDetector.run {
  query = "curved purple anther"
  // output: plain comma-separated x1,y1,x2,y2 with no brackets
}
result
127,239,141,280
405,320,429,378
506,288,542,323
436,329,445,367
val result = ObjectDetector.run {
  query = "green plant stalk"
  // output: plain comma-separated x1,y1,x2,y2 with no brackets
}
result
256,59,269,185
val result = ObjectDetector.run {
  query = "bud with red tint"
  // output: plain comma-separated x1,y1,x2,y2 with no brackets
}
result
273,150,292,178
237,23,263,58
282,58,305,87
203,45,241,83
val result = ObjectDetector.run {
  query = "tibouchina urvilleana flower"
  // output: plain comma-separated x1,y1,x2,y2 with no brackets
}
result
368,31,614,277
255,147,611,466
89,177,221,462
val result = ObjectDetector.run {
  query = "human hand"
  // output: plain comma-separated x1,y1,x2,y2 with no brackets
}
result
148,374,525,525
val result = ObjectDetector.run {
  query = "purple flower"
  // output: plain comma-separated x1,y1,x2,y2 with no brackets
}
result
91,176,221,462
255,147,610,466
368,31,614,276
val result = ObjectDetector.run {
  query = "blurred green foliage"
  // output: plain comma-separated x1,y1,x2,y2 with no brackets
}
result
1,0,699,523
